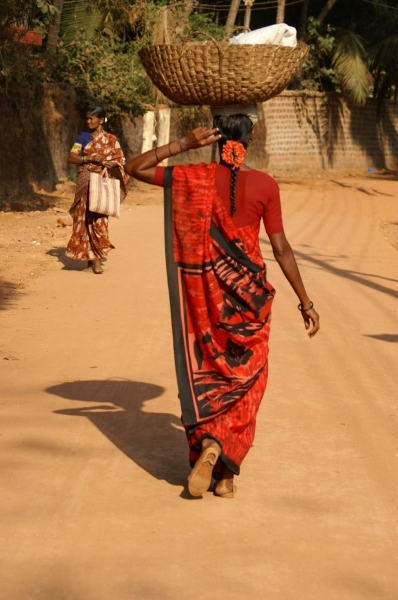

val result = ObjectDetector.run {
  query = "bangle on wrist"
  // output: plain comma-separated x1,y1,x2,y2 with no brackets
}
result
154,147,160,163
168,142,176,157
82,156,85,164
179,138,185,152
298,301,314,312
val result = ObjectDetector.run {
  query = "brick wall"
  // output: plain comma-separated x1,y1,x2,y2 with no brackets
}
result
153,93,398,174
261,91,398,173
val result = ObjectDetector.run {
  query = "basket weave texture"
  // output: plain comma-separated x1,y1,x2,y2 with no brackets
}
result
139,41,309,106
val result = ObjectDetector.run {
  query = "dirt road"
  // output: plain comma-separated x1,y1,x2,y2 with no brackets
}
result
1,176,397,599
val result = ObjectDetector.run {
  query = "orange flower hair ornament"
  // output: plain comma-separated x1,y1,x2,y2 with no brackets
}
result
221,140,246,170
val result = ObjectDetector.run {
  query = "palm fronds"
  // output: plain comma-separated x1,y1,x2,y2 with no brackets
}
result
332,30,373,106
367,15,398,103
60,0,98,44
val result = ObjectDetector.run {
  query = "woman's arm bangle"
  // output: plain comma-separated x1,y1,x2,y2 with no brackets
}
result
298,301,314,312
179,138,185,152
154,147,160,163
82,156,86,164
168,142,175,157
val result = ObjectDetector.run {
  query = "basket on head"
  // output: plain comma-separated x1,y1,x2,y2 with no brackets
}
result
138,41,309,106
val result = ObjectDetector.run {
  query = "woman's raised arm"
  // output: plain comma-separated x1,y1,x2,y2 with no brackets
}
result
124,127,221,184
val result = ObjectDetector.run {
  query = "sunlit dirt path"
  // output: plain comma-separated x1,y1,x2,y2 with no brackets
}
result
1,177,397,599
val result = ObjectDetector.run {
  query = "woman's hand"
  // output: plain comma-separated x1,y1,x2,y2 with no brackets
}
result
300,306,320,338
89,153,104,165
102,160,119,168
181,127,221,151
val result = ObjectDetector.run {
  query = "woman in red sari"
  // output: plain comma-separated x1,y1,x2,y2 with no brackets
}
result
125,106,319,498
66,105,128,274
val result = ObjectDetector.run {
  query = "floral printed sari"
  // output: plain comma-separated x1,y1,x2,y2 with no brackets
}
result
66,131,129,261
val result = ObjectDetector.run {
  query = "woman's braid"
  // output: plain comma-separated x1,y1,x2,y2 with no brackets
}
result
214,113,253,218
230,169,238,216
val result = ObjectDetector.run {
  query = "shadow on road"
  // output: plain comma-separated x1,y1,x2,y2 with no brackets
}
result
0,278,22,311
46,378,188,486
46,248,90,271
364,334,398,343
261,238,398,301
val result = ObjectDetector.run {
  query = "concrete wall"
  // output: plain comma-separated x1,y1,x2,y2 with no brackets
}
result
1,84,397,196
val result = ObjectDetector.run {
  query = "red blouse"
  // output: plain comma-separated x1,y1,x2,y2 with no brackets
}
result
154,164,283,234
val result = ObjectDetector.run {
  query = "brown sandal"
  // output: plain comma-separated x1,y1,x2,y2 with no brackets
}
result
214,484,237,499
187,444,221,497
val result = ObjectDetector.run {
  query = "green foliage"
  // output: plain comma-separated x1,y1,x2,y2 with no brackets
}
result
367,14,398,104
0,0,56,87
51,1,224,114
177,11,224,43
300,3,398,105
297,17,340,94
54,34,151,115
35,0,60,16
59,0,98,45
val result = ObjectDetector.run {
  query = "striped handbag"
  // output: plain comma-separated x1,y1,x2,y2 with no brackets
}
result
89,168,121,218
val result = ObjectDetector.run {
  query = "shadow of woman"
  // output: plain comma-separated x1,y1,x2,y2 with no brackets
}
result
46,247,91,271
46,379,188,486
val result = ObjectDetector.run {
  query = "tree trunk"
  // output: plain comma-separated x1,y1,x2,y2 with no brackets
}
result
243,0,254,30
318,0,339,22
46,0,64,52
225,0,241,39
276,0,286,24
298,0,309,39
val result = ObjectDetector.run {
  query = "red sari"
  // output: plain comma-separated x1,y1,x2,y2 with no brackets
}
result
66,132,128,261
164,163,275,476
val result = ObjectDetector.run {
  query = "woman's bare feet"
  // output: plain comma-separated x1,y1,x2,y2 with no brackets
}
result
92,258,103,274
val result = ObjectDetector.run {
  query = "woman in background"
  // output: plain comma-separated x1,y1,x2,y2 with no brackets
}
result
125,105,319,498
66,105,128,274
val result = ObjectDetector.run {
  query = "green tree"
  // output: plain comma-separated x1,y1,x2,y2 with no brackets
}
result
303,0,398,105
0,0,58,86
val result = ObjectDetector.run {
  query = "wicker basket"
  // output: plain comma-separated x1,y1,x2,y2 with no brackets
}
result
139,41,309,106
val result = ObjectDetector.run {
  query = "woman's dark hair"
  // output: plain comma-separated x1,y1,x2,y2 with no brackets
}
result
213,114,254,217
87,105,107,119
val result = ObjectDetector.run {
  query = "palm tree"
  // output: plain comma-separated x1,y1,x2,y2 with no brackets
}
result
368,12,398,105
46,0,64,51
301,0,397,106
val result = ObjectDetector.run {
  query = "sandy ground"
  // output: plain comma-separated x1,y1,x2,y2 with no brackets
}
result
0,173,397,599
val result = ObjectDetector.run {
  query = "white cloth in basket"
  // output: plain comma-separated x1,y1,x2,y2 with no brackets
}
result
229,23,297,48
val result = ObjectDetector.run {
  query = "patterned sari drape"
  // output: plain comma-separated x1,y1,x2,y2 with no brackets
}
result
164,163,275,475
